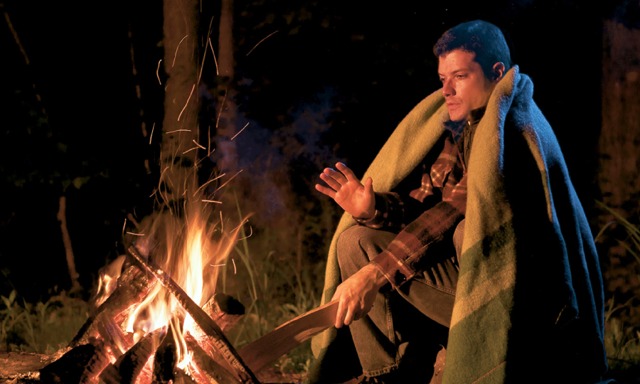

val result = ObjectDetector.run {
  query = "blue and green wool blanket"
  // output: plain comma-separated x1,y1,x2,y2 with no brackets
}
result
308,66,608,383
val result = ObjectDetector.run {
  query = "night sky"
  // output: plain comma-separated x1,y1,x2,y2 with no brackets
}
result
0,1,625,300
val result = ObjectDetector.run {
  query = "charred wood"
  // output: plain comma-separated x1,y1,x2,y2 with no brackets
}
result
100,327,167,384
95,314,134,359
203,292,245,333
126,245,259,383
185,334,241,384
69,264,154,348
39,338,110,384
152,326,177,383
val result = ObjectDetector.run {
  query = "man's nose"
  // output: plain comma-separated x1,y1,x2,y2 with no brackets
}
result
442,80,454,97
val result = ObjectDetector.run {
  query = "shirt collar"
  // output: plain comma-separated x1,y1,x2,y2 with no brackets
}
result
445,107,487,138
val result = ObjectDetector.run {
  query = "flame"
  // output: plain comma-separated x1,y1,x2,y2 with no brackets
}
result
94,191,245,375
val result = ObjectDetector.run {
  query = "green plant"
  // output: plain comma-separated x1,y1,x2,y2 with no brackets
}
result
0,289,89,354
595,200,640,378
605,297,640,373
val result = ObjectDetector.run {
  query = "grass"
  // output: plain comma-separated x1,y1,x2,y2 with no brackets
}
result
596,200,640,381
0,289,89,354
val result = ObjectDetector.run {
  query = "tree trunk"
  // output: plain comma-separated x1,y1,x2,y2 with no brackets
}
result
599,20,640,215
160,0,200,206
57,195,82,293
598,19,640,306
214,0,239,173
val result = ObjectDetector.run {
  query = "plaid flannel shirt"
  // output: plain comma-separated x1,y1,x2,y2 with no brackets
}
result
358,115,479,289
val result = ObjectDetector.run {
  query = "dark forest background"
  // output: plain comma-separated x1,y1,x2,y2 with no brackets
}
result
0,0,635,308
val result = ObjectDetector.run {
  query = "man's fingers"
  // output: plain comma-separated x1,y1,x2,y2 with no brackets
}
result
314,183,335,199
335,162,357,182
335,300,347,328
321,169,348,191
318,172,340,191
344,308,355,326
324,167,348,184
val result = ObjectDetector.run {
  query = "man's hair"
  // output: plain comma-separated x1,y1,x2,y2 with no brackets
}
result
433,20,512,79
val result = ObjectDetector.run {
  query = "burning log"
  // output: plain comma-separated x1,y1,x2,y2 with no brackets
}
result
203,292,245,333
126,245,260,384
185,334,242,384
94,315,134,360
100,327,166,384
69,262,154,349
39,337,112,384
38,244,259,384
152,329,176,383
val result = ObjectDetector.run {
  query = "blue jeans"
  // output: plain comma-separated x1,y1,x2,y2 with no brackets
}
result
336,222,462,381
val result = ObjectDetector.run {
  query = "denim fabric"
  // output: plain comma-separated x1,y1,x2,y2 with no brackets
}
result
336,224,461,380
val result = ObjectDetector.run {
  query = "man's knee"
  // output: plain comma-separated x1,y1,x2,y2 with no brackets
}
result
336,226,394,274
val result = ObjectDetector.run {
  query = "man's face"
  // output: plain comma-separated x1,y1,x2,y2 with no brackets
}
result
438,49,497,123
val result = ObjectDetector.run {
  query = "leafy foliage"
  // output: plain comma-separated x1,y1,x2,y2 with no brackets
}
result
0,290,89,354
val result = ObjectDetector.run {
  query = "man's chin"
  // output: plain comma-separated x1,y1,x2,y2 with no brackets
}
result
448,113,465,123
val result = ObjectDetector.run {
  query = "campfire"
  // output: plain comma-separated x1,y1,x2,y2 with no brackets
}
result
37,194,251,383
36,196,336,384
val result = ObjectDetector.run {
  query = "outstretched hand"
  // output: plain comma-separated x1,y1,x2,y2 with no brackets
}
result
315,162,375,219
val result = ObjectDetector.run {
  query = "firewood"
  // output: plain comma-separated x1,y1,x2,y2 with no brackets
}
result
185,334,241,384
95,314,134,359
79,339,113,384
126,246,259,383
100,327,167,384
202,292,245,333
152,326,177,383
69,264,155,348
39,338,106,384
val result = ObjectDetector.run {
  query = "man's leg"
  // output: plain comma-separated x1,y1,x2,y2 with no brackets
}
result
336,225,458,382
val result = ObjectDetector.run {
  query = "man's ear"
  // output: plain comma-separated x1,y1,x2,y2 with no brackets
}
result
492,62,506,81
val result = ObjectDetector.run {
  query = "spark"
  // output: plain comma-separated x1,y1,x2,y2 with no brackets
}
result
207,37,219,76
201,199,222,204
149,122,156,145
246,31,279,56
232,258,237,274
173,34,189,68
4,9,30,65
236,224,253,242
215,90,227,129
126,232,145,237
194,174,226,196
230,122,249,141
182,146,199,155
177,83,196,122
165,129,192,134
192,139,206,150
206,16,219,75
214,169,244,193
156,59,163,85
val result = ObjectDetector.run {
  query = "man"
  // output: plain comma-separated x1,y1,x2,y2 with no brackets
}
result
309,20,608,384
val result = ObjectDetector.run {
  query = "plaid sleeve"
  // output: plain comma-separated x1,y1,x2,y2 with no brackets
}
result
369,136,467,289
353,191,405,229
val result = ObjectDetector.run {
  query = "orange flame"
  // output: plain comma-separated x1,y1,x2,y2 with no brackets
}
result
95,192,245,373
